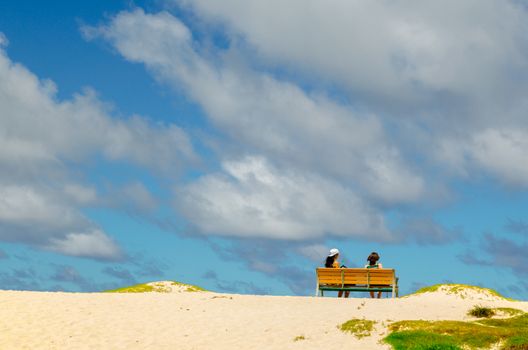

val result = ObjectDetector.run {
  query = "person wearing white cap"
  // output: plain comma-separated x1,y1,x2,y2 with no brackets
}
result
324,248,350,298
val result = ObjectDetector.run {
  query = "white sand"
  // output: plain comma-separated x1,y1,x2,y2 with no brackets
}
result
1,284,527,349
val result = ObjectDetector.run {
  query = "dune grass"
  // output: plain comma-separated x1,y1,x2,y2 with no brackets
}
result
105,283,156,293
385,313,528,350
408,284,512,300
105,281,206,293
495,308,525,317
339,319,376,339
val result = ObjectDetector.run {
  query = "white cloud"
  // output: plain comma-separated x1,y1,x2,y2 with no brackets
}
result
470,129,528,187
0,38,196,259
176,0,528,106
176,157,390,240
0,185,87,237
0,49,196,177
174,0,528,187
63,184,98,205
88,9,424,206
434,128,528,188
46,230,122,261
0,184,123,260
87,5,528,244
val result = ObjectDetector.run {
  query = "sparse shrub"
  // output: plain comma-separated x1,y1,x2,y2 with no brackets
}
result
468,305,495,318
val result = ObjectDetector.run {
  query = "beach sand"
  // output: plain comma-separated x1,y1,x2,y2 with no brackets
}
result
1,283,527,349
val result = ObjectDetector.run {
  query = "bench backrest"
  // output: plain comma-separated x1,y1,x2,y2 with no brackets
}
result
316,268,396,287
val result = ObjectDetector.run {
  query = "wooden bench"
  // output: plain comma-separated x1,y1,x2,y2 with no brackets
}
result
315,268,399,298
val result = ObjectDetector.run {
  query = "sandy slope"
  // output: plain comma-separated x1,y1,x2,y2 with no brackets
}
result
1,284,527,349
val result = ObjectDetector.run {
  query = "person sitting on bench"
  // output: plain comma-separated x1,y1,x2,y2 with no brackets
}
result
324,248,350,298
365,252,383,299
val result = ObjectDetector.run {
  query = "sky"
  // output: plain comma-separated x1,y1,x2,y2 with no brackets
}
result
1,0,528,298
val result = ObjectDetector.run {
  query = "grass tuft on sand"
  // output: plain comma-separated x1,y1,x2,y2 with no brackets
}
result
339,319,376,339
385,313,528,350
104,281,206,293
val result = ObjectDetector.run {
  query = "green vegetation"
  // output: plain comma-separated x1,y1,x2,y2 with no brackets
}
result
408,284,511,300
467,306,524,319
467,305,495,318
293,335,305,342
495,308,525,317
385,330,461,350
384,313,528,350
104,281,207,293
339,319,376,339
105,283,156,293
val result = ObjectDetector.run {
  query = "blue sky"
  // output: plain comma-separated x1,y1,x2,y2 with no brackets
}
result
1,0,528,299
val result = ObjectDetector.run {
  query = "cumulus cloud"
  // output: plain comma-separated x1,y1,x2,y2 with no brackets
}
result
176,0,528,108
45,230,122,261
435,128,528,187
0,37,195,259
470,129,528,187
85,4,528,249
86,9,425,206
176,157,390,240
81,8,440,246
173,0,528,187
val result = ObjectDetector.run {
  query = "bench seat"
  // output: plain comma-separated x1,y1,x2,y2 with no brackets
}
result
316,268,399,298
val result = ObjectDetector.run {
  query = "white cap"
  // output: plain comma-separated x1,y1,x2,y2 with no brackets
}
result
328,248,339,257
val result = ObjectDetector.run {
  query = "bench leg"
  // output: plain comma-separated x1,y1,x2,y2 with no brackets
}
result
315,282,321,297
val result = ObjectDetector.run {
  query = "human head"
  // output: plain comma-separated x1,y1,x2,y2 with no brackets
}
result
328,248,339,258
325,248,339,267
367,252,380,265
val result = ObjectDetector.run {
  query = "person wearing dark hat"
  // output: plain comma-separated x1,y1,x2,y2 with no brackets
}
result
324,248,349,298
365,252,383,298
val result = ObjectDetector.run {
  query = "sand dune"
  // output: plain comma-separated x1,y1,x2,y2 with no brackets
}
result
1,283,526,349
